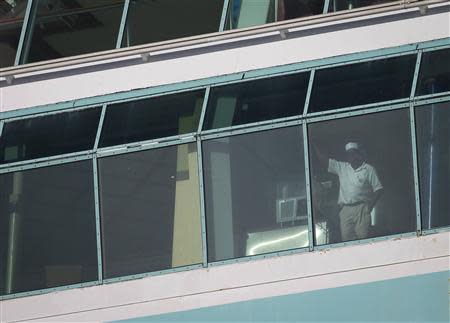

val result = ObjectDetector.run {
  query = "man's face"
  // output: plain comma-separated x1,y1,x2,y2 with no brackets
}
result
346,149,363,167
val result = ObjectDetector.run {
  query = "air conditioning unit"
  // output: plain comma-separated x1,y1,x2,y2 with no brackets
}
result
276,197,307,225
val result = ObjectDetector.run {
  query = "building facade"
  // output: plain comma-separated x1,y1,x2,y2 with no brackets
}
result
0,1,449,322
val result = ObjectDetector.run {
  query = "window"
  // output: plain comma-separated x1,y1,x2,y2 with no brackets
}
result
328,0,398,12
415,102,450,229
203,73,309,130
225,0,324,30
308,55,416,113
0,0,27,67
99,90,204,148
121,0,223,47
23,0,124,64
99,143,202,279
416,49,450,96
0,107,101,164
203,126,308,262
308,109,416,245
0,161,98,295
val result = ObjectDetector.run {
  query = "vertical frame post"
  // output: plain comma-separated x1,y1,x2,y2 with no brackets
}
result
196,139,208,267
14,0,34,66
94,104,107,150
219,0,231,31
0,120,4,137
92,156,104,282
18,0,38,65
409,102,422,235
323,0,330,14
410,51,423,99
303,122,314,251
196,87,211,267
116,0,131,49
303,69,315,116
197,87,211,133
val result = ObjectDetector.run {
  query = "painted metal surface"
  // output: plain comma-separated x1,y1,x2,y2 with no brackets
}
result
112,271,449,323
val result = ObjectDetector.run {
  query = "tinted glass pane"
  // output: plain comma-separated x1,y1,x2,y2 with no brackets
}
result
99,143,202,278
122,0,223,47
0,107,101,164
24,0,124,63
0,161,97,295
416,49,450,96
225,0,324,30
99,90,204,148
309,55,416,113
416,102,450,229
309,109,416,245
0,0,26,67
203,73,309,130
203,127,308,262
329,0,397,12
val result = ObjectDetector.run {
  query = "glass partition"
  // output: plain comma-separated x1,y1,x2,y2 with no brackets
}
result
99,90,204,148
203,72,309,130
0,0,27,68
0,161,98,295
328,0,398,12
203,126,309,262
121,0,223,47
23,0,124,64
416,48,450,96
224,0,324,30
308,109,416,245
0,107,101,164
99,143,202,279
415,102,450,229
308,55,416,113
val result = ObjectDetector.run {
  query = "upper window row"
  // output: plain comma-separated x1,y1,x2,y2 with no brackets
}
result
1,0,409,68
1,48,449,165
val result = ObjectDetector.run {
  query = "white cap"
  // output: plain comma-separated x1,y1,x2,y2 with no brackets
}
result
345,142,359,151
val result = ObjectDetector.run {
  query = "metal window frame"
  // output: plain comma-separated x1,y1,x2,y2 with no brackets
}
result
116,0,130,49
219,0,231,31
13,0,34,66
0,152,94,174
92,156,103,283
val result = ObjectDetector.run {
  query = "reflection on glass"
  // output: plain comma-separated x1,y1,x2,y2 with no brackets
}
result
24,0,124,63
121,0,223,47
415,102,450,229
328,0,397,12
416,49,450,96
225,0,324,30
99,143,202,279
203,127,309,262
309,55,416,113
0,0,26,67
309,109,416,245
0,161,98,295
203,73,309,130
99,90,204,148
0,107,101,164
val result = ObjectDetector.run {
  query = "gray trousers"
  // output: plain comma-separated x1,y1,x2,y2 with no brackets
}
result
339,203,371,242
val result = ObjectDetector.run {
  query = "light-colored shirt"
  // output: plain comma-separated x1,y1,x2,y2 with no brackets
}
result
328,159,383,205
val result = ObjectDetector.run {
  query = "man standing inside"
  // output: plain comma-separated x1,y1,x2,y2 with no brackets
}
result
314,142,384,241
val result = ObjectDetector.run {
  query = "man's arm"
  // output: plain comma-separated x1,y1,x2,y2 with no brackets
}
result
367,188,383,213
